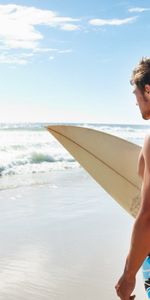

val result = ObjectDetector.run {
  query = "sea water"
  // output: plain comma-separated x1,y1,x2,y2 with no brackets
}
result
0,122,149,190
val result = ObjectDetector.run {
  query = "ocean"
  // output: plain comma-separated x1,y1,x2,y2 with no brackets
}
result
0,122,149,190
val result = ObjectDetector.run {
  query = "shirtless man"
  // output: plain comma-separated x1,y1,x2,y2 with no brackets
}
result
115,57,150,300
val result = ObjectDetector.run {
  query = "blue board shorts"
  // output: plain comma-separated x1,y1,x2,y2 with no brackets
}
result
142,255,150,298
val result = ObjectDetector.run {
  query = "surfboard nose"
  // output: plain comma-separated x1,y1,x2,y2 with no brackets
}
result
47,125,70,134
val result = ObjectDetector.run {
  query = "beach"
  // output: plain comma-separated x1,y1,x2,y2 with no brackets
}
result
1,0,150,297
0,122,148,299
0,169,145,299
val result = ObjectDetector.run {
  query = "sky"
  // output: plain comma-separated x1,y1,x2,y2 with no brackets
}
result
1,0,150,124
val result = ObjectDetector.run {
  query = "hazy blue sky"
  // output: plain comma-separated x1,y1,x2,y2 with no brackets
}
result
1,0,150,124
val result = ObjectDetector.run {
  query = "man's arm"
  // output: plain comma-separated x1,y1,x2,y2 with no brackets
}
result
116,135,150,299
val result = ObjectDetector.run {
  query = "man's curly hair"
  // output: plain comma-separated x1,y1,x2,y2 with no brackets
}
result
130,57,150,92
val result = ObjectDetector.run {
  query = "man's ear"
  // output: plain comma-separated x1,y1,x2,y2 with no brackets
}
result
145,84,150,94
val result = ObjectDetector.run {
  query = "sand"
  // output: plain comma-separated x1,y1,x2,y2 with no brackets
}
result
0,169,145,299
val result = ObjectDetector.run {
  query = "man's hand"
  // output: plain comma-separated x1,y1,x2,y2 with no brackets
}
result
115,273,136,300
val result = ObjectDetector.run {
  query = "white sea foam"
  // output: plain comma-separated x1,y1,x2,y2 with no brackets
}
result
0,127,76,178
0,123,149,189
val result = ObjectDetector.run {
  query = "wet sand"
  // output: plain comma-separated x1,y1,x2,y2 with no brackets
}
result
0,169,145,299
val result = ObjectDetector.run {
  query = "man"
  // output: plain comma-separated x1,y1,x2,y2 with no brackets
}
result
115,57,150,300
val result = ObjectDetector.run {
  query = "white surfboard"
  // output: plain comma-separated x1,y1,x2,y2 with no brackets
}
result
47,125,142,218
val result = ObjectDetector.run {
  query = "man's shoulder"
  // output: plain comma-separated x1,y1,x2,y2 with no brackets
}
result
144,134,150,144
143,134,150,157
